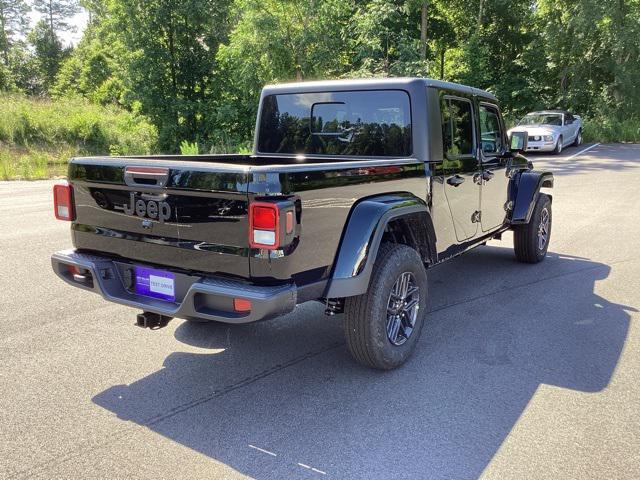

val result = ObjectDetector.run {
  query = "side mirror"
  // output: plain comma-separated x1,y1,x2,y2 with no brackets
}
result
509,131,527,153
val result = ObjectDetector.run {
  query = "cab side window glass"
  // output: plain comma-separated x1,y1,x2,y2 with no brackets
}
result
479,104,504,155
441,97,474,158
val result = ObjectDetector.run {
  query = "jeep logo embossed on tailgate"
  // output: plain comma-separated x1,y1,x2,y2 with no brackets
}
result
123,192,171,223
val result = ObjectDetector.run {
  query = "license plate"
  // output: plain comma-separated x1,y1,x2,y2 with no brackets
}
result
134,266,175,302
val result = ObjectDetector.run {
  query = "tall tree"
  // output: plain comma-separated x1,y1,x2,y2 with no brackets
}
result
0,0,29,66
29,0,79,93
110,0,232,151
351,0,424,76
33,0,81,36
7,40,41,94
215,0,355,144
28,20,70,93
53,1,125,105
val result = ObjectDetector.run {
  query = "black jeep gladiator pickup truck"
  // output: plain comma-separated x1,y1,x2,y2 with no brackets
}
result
52,78,553,370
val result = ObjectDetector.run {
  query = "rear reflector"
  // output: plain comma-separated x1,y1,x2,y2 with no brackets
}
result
53,182,75,221
249,202,280,249
285,211,294,234
67,264,81,275
233,298,252,312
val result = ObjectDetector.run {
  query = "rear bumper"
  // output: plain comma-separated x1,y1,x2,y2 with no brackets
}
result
51,249,296,324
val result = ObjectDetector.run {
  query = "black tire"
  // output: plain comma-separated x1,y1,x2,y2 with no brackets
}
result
343,243,428,370
573,129,582,147
513,193,552,263
553,136,563,154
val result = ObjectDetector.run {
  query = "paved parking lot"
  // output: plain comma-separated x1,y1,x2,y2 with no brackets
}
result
1,143,639,479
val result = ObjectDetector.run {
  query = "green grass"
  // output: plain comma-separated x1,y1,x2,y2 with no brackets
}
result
0,94,157,180
0,146,74,180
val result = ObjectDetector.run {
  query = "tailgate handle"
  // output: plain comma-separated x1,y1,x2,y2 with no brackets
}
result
124,166,170,189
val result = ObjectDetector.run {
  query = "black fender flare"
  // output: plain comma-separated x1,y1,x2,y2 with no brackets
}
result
324,193,436,299
510,170,554,224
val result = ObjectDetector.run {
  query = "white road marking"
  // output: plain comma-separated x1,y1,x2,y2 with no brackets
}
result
248,445,327,474
566,143,601,159
248,444,277,457
298,463,327,475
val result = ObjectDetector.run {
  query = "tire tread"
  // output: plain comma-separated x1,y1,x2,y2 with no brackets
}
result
343,243,427,370
514,193,551,263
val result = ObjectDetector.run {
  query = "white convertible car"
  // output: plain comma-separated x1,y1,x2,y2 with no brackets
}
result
507,110,583,154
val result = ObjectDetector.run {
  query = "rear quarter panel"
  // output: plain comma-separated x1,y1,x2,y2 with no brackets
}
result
247,160,427,285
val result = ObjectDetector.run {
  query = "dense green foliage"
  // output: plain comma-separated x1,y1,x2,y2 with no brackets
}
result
0,94,157,179
1,0,639,160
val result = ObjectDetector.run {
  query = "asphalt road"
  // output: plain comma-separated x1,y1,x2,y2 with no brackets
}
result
1,143,639,479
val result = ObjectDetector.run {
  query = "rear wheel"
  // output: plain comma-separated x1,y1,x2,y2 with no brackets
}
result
513,193,552,263
344,243,428,370
573,129,582,147
553,136,563,154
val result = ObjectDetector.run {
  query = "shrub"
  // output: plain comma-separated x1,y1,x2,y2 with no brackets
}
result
583,117,640,143
0,94,158,155
0,94,158,179
179,140,199,155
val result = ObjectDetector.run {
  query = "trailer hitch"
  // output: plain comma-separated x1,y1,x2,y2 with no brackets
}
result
136,312,173,330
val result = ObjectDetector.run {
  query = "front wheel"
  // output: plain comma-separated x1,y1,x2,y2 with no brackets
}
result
553,136,563,154
513,193,552,263
343,243,428,370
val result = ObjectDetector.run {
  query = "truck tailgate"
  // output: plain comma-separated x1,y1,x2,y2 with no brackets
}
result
68,157,251,279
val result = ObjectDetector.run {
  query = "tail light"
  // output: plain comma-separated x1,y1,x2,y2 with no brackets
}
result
249,202,280,249
249,200,296,250
53,182,75,221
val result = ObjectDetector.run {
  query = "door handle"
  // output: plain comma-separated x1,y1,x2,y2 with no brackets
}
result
447,175,465,187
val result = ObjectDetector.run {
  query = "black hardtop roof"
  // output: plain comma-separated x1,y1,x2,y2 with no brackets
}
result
262,77,498,102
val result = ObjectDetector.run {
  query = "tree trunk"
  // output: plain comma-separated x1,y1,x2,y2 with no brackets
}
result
440,48,445,79
48,0,55,35
0,8,8,66
166,8,179,136
420,2,428,61
477,0,484,29
384,31,390,76
611,0,626,105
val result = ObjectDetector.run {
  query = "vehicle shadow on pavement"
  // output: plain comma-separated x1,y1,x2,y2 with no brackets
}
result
93,247,636,479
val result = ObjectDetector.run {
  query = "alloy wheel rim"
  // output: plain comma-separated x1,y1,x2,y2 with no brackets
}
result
386,272,420,346
538,208,550,250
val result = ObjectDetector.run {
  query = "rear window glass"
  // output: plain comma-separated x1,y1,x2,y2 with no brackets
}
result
257,90,412,157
